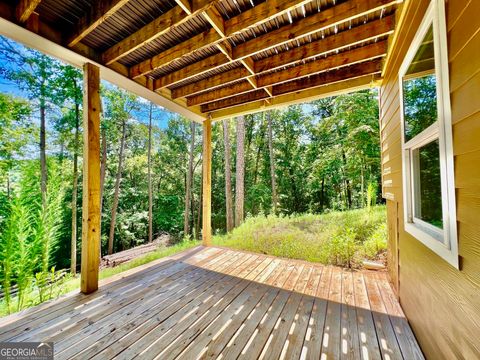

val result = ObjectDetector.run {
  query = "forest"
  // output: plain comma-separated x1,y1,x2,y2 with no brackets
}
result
0,36,382,313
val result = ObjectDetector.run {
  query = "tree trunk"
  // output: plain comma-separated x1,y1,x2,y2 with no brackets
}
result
320,176,325,211
99,126,107,256
184,122,195,237
108,119,127,255
341,151,352,209
39,99,47,206
222,119,234,232
70,102,80,274
147,103,153,243
235,116,245,227
267,111,278,213
195,164,202,240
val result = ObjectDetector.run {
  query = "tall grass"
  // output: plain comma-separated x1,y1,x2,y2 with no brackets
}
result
0,161,64,313
213,206,387,268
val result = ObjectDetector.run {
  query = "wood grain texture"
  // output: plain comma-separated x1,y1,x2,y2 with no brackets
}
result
15,0,41,22
379,0,480,358
0,247,422,359
67,0,130,47
80,63,101,294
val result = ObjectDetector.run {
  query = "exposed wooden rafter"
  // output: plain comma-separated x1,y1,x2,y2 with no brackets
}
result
150,0,396,91
171,67,251,99
67,0,131,47
172,15,394,100
102,1,222,65
187,41,388,106
16,0,41,23
209,73,381,121
130,0,317,80
233,0,396,60
201,59,383,113
153,53,229,89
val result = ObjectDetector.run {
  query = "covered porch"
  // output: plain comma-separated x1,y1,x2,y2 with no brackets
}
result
0,246,423,359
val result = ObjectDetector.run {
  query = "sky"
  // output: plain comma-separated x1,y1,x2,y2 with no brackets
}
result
0,35,174,129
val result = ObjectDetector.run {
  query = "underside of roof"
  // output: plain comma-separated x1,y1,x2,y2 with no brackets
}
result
0,0,404,121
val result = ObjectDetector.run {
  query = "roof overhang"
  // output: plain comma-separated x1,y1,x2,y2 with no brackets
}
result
0,0,404,122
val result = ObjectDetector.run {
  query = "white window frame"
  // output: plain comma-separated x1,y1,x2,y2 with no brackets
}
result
399,0,458,268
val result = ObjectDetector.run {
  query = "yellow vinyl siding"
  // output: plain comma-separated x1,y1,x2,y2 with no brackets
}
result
379,0,480,358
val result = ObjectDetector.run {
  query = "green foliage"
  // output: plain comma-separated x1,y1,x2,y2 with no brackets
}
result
0,239,199,317
367,182,378,211
0,160,64,313
213,206,387,268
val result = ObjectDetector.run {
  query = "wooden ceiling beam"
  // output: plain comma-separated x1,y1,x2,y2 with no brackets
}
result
225,0,312,36
232,0,398,60
187,41,387,106
174,0,192,15
254,15,395,73
200,89,269,113
203,5,225,37
102,6,185,64
187,80,253,106
130,29,220,79
171,67,250,98
153,52,229,89
171,16,393,100
67,0,131,47
16,0,41,23
257,41,387,88
103,2,222,65
201,59,383,112
128,0,316,79
209,74,381,121
273,59,383,96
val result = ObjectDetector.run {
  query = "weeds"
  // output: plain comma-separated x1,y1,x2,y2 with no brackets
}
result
213,206,387,268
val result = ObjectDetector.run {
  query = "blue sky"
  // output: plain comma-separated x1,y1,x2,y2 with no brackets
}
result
0,36,174,129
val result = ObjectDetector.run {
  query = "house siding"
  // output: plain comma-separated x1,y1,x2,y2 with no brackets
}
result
379,0,480,358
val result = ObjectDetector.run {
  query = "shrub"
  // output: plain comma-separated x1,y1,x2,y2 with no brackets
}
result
213,206,387,268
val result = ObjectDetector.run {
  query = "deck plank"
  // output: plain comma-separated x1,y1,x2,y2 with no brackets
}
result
321,266,343,358
340,270,361,359
74,251,251,360
363,271,404,359
352,271,381,360
0,247,424,360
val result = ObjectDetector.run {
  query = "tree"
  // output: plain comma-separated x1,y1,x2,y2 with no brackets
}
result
0,93,34,197
104,88,139,255
147,102,153,243
183,122,195,237
267,111,278,213
235,116,245,227
51,64,82,274
222,119,234,232
0,36,57,206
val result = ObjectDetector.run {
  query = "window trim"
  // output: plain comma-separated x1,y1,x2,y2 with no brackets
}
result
399,0,459,268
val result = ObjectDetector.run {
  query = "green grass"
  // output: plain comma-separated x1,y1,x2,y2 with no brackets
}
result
0,239,200,317
212,206,387,268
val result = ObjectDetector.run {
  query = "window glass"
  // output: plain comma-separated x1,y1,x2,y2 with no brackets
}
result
403,26,437,141
413,139,443,229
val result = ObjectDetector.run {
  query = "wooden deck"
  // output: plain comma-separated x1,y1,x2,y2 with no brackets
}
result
0,246,424,359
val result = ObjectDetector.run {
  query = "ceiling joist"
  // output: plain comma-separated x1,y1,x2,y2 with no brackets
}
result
16,0,41,23
203,59,383,113
67,0,131,47
171,15,394,100
187,41,388,107
149,0,396,91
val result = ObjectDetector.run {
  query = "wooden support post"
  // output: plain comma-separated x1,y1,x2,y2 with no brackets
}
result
202,117,212,246
81,63,101,294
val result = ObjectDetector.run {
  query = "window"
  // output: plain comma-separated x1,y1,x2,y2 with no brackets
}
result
399,0,458,268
